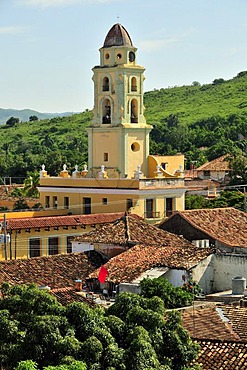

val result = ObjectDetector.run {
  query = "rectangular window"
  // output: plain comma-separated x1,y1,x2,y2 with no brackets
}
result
45,196,50,208
126,199,133,211
48,237,59,255
67,236,73,253
102,198,107,205
29,238,41,258
104,153,108,162
82,197,91,215
165,198,173,217
145,198,154,218
53,196,58,209
64,197,69,209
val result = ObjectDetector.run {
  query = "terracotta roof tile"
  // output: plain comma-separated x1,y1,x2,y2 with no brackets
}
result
50,287,95,307
162,208,247,248
197,155,230,171
0,253,95,289
75,214,192,247
222,305,247,341
182,305,240,341
88,244,214,283
2,212,126,230
194,340,247,369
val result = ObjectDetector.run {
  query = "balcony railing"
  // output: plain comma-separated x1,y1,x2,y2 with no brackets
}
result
139,178,184,189
144,211,161,219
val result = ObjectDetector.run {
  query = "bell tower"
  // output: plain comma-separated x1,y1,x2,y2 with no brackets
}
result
87,23,152,178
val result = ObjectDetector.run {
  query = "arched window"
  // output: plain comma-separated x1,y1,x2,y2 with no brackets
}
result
102,98,111,124
103,76,109,91
131,77,137,92
131,99,138,123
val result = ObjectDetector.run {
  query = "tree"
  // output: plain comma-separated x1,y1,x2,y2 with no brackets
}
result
12,198,29,211
229,154,247,184
29,116,39,122
16,360,38,370
23,171,40,198
0,283,200,370
6,117,19,126
139,278,194,308
192,81,200,86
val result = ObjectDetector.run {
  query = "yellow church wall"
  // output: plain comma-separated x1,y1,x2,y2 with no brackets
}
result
91,130,119,170
148,154,184,177
127,131,149,177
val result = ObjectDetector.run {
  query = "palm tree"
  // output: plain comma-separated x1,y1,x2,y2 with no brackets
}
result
23,171,40,198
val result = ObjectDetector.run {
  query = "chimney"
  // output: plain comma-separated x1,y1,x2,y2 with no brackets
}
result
75,279,82,292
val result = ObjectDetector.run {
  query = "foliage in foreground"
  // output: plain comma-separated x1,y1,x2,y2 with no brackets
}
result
139,278,194,308
0,283,200,370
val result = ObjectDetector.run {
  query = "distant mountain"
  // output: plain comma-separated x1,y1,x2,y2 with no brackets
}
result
0,108,76,125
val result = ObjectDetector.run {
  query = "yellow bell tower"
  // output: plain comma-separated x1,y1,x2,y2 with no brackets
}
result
87,23,152,179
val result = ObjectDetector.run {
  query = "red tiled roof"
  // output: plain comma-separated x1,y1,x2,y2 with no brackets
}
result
195,340,247,369
75,214,192,247
0,252,95,289
196,155,230,171
222,305,247,341
88,244,214,283
182,305,240,341
161,208,247,248
50,287,95,307
2,212,126,230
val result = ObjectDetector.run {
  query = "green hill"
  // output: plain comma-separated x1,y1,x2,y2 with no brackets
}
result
0,72,246,180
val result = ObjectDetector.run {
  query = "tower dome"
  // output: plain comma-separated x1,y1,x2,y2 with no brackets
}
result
103,23,133,48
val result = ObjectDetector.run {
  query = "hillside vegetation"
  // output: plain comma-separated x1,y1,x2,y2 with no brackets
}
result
0,72,246,180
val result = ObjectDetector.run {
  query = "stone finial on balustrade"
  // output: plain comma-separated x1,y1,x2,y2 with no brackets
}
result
155,165,163,178
134,165,143,179
81,164,88,177
72,165,80,178
40,164,48,178
99,165,108,179
60,163,70,178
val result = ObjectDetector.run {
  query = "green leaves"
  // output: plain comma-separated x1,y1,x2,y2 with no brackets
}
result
0,283,200,369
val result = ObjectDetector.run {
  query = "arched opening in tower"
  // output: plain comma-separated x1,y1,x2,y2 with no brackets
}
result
102,98,111,124
103,76,109,91
131,99,138,123
131,77,137,92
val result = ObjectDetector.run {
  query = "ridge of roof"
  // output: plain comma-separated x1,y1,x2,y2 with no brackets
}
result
2,212,126,230
161,208,247,247
88,244,214,283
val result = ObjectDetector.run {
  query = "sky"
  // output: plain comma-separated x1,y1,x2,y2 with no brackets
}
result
0,0,247,113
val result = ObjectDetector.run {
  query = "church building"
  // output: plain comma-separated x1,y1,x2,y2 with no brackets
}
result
38,23,186,222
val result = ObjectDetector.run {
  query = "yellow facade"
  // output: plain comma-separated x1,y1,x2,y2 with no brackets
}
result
0,224,96,260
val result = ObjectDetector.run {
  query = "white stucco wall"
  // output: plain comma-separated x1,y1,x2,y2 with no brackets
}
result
163,269,189,287
191,255,214,294
72,242,94,253
212,254,247,292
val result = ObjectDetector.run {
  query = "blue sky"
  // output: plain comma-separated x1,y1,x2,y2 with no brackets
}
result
0,0,246,113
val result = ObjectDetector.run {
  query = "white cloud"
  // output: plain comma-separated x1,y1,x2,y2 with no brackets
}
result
17,0,114,7
0,26,26,35
139,37,179,52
